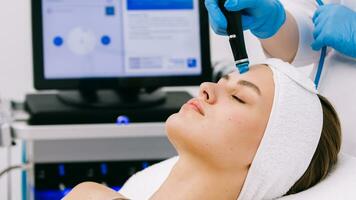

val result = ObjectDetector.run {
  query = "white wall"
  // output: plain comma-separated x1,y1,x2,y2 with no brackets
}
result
1,1,33,199
0,1,266,199
0,0,34,102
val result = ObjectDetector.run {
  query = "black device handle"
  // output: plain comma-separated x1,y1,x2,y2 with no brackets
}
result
218,0,248,63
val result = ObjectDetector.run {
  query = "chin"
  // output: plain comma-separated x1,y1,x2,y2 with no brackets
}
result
165,113,181,140
165,112,195,152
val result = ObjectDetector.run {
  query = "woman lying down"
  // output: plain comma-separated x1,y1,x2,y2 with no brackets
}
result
63,59,341,200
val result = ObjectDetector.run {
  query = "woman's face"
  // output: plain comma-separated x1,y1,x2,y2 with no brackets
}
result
166,65,274,171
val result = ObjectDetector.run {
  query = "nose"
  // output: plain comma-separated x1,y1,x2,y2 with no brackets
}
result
199,82,217,104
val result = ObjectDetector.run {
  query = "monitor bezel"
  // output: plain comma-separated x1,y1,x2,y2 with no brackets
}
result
32,0,212,90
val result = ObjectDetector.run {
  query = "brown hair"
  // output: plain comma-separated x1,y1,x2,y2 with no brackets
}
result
286,94,342,195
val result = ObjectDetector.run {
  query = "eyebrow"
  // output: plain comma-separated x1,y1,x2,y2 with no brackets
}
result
221,74,261,95
221,74,230,80
237,80,261,96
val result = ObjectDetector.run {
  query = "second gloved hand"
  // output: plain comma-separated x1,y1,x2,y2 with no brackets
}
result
312,4,356,58
205,0,286,39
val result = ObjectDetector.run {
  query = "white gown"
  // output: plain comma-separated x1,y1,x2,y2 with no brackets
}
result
281,0,356,156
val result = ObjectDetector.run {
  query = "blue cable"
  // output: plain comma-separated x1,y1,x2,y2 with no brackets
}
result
316,0,324,6
314,0,326,89
315,47,326,88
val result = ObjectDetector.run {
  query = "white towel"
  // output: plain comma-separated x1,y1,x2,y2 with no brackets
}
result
237,59,323,200
120,154,356,200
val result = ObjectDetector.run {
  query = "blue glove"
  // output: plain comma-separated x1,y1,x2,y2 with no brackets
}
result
312,4,356,58
204,0,286,39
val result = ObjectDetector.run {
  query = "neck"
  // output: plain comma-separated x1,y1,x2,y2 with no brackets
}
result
149,156,247,200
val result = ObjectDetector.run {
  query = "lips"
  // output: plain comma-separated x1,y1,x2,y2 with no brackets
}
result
186,99,205,116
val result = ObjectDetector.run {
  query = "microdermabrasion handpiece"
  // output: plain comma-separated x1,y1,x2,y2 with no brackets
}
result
218,0,250,74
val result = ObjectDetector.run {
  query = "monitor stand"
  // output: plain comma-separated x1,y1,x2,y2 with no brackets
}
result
25,89,193,125
57,88,166,108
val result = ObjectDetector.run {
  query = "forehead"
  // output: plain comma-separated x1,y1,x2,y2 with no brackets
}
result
229,64,273,86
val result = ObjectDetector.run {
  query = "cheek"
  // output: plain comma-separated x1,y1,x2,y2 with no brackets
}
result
213,109,265,164
217,108,253,135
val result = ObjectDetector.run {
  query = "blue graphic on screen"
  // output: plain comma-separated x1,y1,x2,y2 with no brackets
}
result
127,0,194,10
42,0,201,79
101,35,111,46
187,58,197,68
53,36,63,47
105,6,115,15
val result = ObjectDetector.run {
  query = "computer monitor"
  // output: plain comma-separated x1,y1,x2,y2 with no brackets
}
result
31,0,212,107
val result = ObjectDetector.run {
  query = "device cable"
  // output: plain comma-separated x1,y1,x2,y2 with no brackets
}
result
314,0,326,89
0,162,32,178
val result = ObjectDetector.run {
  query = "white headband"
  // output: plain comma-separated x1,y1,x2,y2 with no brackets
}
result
237,59,323,200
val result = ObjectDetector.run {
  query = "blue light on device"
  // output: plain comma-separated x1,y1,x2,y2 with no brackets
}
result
101,163,108,175
116,115,130,125
58,164,65,177
237,62,250,74
142,162,149,169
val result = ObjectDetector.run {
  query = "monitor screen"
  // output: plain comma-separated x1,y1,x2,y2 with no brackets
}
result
41,0,202,79
32,0,211,90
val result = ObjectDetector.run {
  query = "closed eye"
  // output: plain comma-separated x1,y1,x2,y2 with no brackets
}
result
232,95,246,104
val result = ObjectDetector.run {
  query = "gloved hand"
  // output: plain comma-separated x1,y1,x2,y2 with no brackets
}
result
204,0,286,39
312,4,356,58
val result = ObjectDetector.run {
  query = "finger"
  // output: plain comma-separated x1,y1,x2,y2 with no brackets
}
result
225,0,255,11
313,17,328,39
205,0,228,35
313,13,325,26
209,15,227,35
311,34,326,51
241,15,254,30
312,6,324,22
314,8,332,28
312,5,331,23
